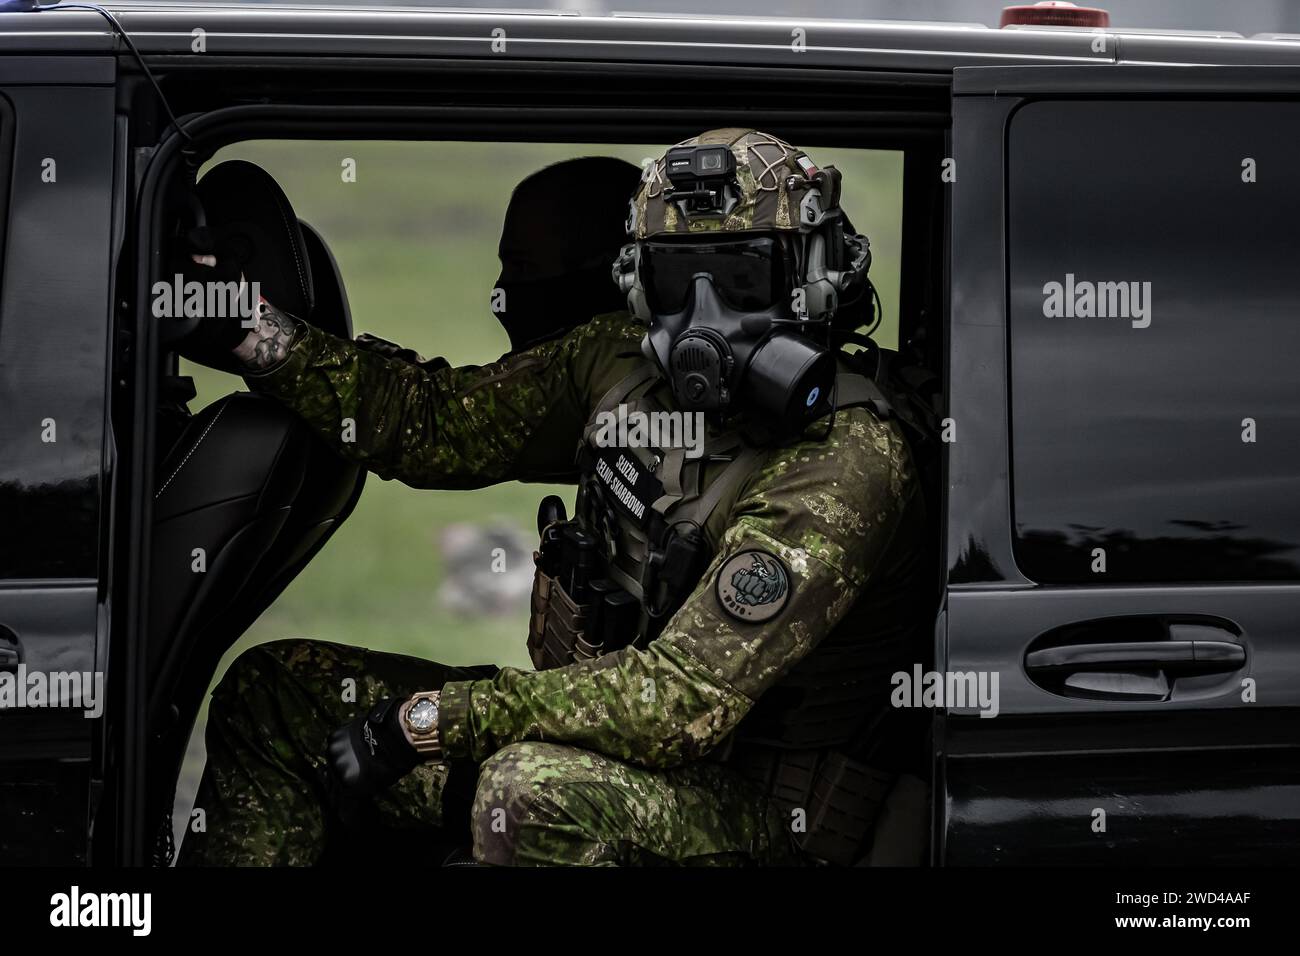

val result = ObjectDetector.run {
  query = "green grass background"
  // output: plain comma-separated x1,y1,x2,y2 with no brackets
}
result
175,140,901,824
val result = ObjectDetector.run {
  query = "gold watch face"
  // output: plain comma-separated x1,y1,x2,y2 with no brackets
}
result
406,696,439,734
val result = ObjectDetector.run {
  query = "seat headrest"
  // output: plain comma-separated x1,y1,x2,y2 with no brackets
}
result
196,160,314,321
298,219,353,339
494,156,643,354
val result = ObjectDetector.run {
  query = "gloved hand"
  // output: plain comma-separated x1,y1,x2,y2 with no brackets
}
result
326,697,420,802
166,225,257,366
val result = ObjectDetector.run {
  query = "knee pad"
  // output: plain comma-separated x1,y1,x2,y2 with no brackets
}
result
471,742,591,864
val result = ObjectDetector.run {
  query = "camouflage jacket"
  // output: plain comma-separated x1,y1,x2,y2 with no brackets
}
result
246,311,922,769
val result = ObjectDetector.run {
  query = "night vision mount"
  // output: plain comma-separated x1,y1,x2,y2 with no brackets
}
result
663,144,739,216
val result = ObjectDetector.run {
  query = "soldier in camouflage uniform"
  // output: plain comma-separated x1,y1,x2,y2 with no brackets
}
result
177,130,927,867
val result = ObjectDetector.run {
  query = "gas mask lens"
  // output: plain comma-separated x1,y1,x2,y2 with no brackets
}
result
641,237,790,315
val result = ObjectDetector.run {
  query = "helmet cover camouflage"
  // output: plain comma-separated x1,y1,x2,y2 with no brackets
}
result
630,128,843,239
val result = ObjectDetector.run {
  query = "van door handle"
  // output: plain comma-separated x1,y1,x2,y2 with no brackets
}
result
1024,619,1245,701
1026,639,1244,673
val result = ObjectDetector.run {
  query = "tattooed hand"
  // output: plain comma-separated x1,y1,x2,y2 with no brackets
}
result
233,297,301,372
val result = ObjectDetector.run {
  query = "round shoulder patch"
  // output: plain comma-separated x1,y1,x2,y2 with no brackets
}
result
715,550,791,623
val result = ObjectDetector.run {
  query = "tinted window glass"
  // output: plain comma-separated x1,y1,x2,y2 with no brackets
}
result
0,89,113,578
1009,100,1300,583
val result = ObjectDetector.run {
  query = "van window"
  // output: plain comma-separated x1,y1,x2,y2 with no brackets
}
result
183,139,904,667
1008,100,1300,583
0,90,110,579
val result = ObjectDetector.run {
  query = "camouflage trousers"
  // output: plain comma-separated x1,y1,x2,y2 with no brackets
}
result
178,639,801,866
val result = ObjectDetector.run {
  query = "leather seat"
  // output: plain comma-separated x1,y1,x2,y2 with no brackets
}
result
148,394,308,701
146,163,365,857
212,221,365,640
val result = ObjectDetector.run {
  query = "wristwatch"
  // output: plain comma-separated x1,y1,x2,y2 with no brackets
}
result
398,690,443,761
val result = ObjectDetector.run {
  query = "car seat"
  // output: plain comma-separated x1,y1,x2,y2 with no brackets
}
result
146,161,365,861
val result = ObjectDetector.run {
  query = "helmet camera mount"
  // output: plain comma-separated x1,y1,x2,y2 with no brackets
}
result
663,144,740,217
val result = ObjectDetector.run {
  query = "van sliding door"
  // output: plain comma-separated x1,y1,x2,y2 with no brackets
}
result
943,65,1300,864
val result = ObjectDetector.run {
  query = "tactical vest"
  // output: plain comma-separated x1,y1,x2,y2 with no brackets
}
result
528,357,905,661
528,363,757,664
525,358,924,864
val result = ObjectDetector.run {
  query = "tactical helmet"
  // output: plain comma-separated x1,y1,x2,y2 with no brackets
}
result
614,128,871,325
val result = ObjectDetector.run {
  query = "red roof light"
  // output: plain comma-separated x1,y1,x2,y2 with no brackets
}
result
1000,2,1110,28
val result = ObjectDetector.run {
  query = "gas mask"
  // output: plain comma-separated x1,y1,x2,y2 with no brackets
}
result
616,136,873,437
636,236,836,436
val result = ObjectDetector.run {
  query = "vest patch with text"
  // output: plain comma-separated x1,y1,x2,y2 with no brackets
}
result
591,444,665,528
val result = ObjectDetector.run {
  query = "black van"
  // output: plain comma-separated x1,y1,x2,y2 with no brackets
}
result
1,2,1298,866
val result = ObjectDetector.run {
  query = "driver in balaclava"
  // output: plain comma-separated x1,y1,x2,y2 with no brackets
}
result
178,130,927,867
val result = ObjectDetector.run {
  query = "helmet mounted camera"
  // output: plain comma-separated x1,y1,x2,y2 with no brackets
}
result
662,144,740,217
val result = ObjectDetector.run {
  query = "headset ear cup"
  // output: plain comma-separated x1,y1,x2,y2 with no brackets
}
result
803,280,837,322
613,242,650,321
837,211,870,282
827,220,844,272
844,232,871,289
612,242,636,294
